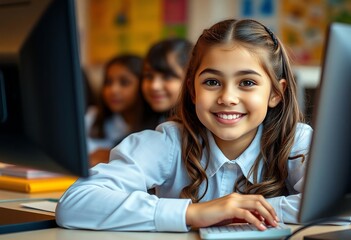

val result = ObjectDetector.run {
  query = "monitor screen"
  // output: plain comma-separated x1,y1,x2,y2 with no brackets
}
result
0,0,89,177
298,22,351,225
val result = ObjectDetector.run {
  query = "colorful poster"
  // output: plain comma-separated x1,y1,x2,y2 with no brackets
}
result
280,0,328,65
86,0,186,66
162,0,187,38
328,0,351,24
238,0,279,33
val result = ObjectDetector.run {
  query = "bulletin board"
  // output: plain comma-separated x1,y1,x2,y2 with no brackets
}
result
237,0,351,66
86,0,350,67
86,0,187,66
280,0,328,66
237,0,279,33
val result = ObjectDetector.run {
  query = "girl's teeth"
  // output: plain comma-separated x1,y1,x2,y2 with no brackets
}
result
217,113,241,120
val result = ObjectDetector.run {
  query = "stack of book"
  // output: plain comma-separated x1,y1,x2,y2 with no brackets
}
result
0,164,77,193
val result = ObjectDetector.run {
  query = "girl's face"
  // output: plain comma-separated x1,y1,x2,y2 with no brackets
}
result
194,44,283,159
142,53,184,113
103,63,140,113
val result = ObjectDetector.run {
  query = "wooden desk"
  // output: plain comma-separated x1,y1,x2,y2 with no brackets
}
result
0,189,63,202
0,190,350,240
1,225,351,240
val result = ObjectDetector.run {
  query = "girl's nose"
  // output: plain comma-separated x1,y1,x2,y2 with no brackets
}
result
107,82,122,95
217,88,239,106
150,76,163,90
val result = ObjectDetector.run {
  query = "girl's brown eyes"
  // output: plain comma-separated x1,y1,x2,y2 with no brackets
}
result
239,80,256,87
204,79,220,86
202,78,257,88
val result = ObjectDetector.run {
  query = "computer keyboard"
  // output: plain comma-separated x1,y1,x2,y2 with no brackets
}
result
199,222,291,239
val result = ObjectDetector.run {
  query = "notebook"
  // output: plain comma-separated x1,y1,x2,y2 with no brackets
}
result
0,175,77,193
199,222,291,239
0,165,63,179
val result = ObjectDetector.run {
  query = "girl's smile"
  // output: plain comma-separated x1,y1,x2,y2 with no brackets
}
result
213,111,246,124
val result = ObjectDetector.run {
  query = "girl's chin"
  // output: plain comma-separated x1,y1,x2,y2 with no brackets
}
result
109,106,126,113
150,105,172,113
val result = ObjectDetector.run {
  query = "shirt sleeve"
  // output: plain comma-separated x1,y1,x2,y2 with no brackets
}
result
56,122,191,232
266,194,302,224
267,123,313,224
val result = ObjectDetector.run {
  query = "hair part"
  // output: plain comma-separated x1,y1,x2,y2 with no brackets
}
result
173,19,304,202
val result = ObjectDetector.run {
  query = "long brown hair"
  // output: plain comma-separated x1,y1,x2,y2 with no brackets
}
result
173,19,304,202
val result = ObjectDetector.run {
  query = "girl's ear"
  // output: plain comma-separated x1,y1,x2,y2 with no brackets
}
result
268,79,287,108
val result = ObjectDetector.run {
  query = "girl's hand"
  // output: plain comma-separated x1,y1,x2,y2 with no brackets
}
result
185,193,279,231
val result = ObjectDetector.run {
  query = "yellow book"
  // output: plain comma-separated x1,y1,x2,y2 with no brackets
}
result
0,175,77,193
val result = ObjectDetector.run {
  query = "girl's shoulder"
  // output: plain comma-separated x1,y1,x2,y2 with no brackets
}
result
134,121,184,149
119,121,184,145
112,121,184,158
155,121,183,138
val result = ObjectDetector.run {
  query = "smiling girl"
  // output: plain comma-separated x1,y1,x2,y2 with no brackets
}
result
142,38,193,121
56,19,312,232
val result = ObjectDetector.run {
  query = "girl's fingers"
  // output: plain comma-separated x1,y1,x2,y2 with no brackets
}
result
234,209,267,231
257,197,279,222
235,195,278,227
186,193,279,229
254,203,277,227
214,210,267,231
214,212,264,227
212,218,248,226
252,211,265,222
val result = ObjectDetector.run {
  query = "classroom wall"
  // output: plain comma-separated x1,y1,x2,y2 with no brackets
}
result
75,0,350,99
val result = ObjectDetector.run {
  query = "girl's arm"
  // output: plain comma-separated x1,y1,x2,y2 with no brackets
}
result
56,123,191,232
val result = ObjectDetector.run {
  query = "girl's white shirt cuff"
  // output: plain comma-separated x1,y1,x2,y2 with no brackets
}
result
155,198,192,232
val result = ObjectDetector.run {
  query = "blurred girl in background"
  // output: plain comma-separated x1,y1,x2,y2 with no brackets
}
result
142,38,193,122
86,54,158,166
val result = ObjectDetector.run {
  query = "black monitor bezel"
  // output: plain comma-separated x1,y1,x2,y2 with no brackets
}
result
0,0,89,177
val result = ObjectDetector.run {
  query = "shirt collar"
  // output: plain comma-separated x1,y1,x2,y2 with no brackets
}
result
203,125,263,184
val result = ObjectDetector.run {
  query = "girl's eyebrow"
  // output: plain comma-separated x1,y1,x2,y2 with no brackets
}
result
198,68,262,77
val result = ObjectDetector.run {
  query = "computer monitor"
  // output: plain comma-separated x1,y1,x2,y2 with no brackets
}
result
298,22,351,237
0,0,89,177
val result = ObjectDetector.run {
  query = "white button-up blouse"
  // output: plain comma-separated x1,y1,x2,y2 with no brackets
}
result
56,121,313,232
